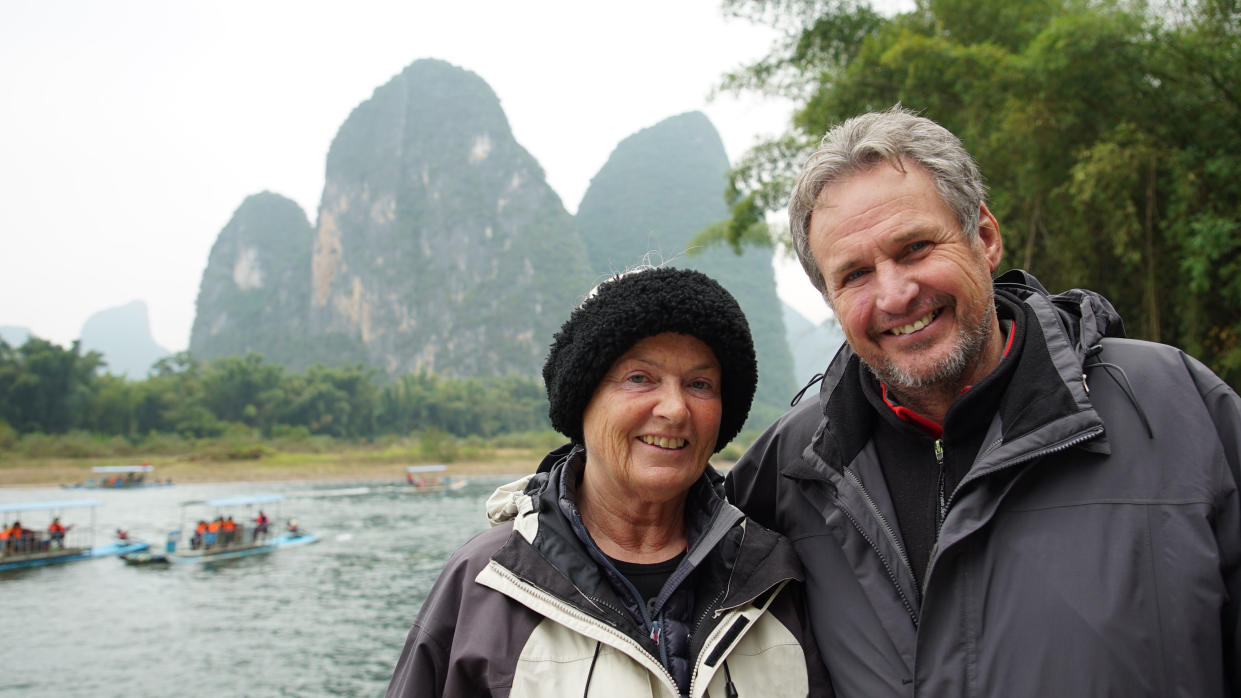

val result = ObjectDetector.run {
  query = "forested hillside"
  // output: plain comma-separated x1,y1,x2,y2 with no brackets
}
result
309,58,593,377
577,112,796,424
188,192,341,368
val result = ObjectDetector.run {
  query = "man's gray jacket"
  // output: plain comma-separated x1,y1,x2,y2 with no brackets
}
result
727,270,1241,696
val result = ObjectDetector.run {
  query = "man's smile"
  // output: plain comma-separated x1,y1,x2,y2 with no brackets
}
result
886,309,941,337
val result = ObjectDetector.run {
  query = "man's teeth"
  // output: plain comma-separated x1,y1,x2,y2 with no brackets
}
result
640,436,686,449
889,311,938,336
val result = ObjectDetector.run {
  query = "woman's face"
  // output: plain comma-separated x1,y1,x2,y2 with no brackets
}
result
582,332,723,505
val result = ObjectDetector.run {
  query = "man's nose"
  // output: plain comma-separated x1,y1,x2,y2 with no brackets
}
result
874,264,918,316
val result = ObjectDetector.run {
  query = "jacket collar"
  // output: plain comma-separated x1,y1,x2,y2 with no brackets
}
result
791,270,1119,480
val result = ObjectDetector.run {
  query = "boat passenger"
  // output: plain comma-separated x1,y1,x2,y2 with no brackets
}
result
222,516,237,546
254,511,269,541
8,521,26,553
192,520,208,550
286,519,300,536
47,517,67,549
205,518,221,548
387,267,831,697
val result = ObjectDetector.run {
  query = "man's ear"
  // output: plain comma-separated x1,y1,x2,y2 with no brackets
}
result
977,203,1003,272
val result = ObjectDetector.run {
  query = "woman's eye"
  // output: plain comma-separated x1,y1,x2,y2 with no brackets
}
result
625,374,649,384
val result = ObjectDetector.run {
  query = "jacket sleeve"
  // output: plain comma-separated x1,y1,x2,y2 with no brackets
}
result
386,543,478,698
726,399,820,532
1187,353,1241,694
387,526,513,698
767,581,836,697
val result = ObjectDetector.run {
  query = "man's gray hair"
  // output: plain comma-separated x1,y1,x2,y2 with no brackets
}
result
789,105,987,295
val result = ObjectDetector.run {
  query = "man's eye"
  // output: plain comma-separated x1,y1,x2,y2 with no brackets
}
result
909,241,931,253
842,269,867,284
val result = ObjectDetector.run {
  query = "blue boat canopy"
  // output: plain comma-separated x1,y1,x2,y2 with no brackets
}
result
0,499,102,514
406,465,447,473
180,494,284,508
92,465,154,473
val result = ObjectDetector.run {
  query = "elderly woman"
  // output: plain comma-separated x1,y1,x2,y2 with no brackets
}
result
387,268,830,697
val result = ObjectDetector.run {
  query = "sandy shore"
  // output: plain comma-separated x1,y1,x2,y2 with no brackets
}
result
0,456,538,488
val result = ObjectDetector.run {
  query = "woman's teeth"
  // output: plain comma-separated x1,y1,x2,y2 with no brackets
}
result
639,436,686,449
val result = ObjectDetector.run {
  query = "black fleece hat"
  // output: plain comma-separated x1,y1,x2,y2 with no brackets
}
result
542,267,757,452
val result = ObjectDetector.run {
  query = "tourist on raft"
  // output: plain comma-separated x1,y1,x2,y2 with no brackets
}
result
387,267,830,697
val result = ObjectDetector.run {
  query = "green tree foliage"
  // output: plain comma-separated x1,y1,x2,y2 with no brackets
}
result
0,338,104,433
0,340,552,442
710,0,1241,385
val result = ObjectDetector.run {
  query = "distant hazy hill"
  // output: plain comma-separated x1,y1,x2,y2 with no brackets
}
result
188,191,356,369
80,300,170,378
0,326,30,347
308,58,592,376
575,111,795,422
782,303,846,388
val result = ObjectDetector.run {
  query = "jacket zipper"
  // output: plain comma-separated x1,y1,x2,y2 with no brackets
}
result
922,425,1106,603
934,439,946,536
688,579,791,697
489,563,683,693
942,425,1104,516
839,466,919,625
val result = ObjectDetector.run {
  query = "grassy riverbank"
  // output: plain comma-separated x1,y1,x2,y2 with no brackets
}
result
0,432,746,488
0,431,574,488
0,451,545,488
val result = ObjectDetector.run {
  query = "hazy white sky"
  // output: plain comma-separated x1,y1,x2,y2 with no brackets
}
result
1,1,906,352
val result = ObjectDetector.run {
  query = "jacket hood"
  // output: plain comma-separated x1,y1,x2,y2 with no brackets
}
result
993,268,1126,352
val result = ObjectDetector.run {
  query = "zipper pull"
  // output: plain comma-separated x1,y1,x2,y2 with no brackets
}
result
934,439,947,532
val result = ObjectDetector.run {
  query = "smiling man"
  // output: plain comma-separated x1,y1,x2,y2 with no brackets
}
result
727,106,1241,696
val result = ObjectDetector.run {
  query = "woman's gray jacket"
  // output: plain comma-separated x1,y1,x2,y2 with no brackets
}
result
727,270,1241,697
388,444,832,697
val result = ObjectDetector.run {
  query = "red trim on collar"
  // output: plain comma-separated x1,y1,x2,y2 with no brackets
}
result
880,383,943,438
1002,320,1016,358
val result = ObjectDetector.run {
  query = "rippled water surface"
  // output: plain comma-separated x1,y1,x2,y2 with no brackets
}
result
0,476,513,697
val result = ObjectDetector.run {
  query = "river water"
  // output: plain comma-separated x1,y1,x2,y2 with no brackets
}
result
0,475,517,697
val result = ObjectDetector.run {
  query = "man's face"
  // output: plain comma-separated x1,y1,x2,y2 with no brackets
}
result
808,159,1003,395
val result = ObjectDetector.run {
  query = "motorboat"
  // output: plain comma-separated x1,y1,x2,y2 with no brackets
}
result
0,499,149,571
166,494,316,563
402,464,468,493
62,464,173,489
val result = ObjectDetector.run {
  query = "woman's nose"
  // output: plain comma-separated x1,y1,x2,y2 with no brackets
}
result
652,384,690,422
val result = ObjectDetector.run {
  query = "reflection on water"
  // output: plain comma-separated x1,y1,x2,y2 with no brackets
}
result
0,476,516,697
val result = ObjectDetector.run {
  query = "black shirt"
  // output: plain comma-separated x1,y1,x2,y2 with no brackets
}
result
605,550,686,603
